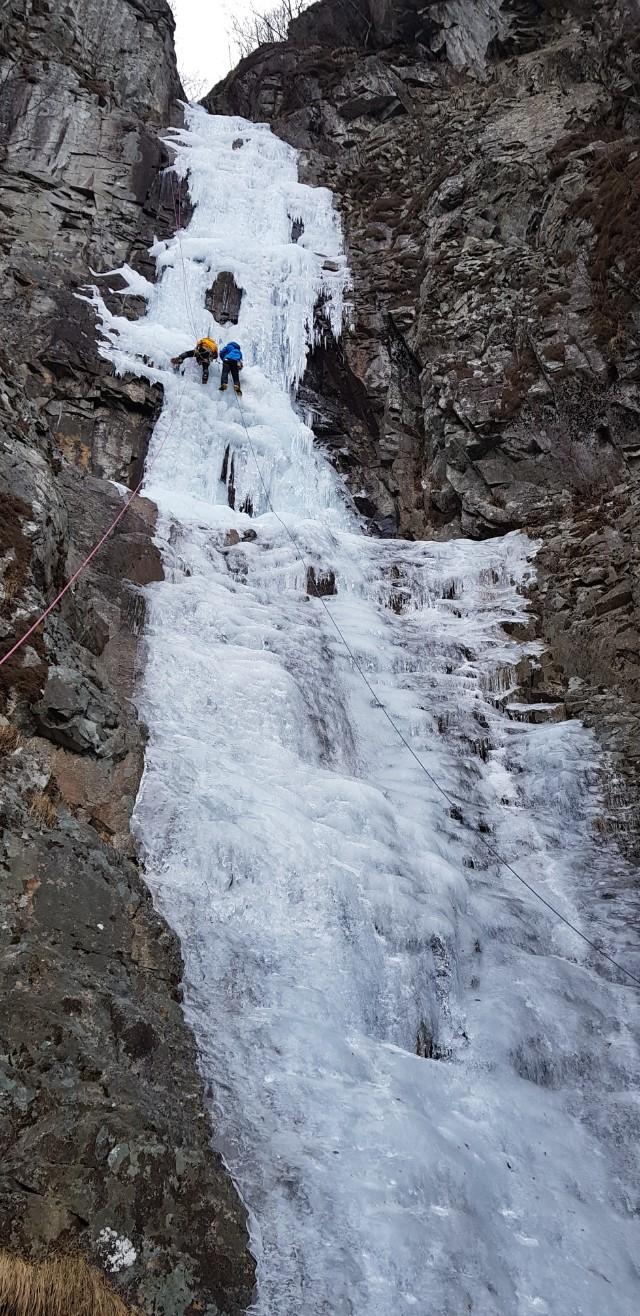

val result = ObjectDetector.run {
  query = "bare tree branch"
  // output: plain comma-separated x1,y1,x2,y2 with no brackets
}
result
229,0,310,61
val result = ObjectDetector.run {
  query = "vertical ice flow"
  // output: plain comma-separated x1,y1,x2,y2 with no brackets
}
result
93,107,639,1315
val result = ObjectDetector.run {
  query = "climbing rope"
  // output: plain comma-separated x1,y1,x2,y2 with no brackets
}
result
169,169,201,342
165,155,639,991
14,131,629,990
1,169,199,672
0,378,187,670
232,392,640,991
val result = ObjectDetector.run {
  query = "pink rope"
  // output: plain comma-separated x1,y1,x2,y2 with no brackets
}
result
0,385,183,669
2,168,192,671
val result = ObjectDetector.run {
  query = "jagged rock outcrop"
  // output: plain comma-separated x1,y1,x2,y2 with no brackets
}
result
211,0,640,855
2,0,637,1299
206,272,244,325
1,2,254,1311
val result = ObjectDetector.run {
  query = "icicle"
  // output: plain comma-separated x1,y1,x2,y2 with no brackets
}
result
88,105,639,1316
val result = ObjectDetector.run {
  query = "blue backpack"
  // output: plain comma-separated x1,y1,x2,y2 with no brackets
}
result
221,341,242,362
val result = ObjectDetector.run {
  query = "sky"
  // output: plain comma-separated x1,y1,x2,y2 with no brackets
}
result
170,0,274,97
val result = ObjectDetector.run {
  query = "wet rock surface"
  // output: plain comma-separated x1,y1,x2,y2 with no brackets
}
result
211,0,640,857
206,272,244,325
1,2,254,1311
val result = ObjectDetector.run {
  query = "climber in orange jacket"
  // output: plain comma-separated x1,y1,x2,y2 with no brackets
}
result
171,336,218,384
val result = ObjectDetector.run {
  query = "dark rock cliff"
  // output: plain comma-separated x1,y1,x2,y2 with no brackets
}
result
0,2,254,1312
210,0,640,859
1,0,638,1305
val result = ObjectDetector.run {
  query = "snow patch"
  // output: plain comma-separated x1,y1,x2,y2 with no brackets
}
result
97,1228,137,1272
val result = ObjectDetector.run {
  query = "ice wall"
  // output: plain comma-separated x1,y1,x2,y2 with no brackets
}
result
93,107,639,1316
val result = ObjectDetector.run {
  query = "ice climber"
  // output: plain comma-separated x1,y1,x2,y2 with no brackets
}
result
171,336,219,384
219,340,243,396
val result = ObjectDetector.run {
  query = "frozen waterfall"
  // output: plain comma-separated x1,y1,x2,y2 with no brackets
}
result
93,107,639,1316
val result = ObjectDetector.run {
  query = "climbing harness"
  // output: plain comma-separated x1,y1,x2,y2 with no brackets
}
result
231,391,640,991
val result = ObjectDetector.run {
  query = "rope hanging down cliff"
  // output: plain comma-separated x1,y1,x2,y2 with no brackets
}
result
169,169,200,341
0,377,187,671
0,174,193,672
232,391,640,992
161,164,640,993
10,148,632,992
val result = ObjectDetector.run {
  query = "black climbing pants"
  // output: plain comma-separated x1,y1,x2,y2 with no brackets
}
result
221,359,241,389
175,347,215,382
196,347,215,383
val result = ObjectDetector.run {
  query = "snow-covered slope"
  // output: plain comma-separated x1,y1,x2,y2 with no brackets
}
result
93,107,639,1315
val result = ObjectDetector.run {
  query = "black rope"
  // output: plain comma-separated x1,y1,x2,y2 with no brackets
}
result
233,393,640,991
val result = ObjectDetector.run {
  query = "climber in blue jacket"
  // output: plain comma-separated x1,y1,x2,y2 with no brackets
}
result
219,341,243,396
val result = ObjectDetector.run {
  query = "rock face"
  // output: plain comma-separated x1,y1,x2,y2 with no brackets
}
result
1,0,637,1303
1,3,254,1312
206,272,244,325
211,0,640,857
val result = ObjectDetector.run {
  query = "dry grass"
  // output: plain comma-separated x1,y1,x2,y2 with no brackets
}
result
580,149,640,281
0,1252,135,1316
2,560,23,606
0,643,48,708
0,723,20,754
28,790,58,829
569,141,640,344
498,345,539,418
0,492,32,618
